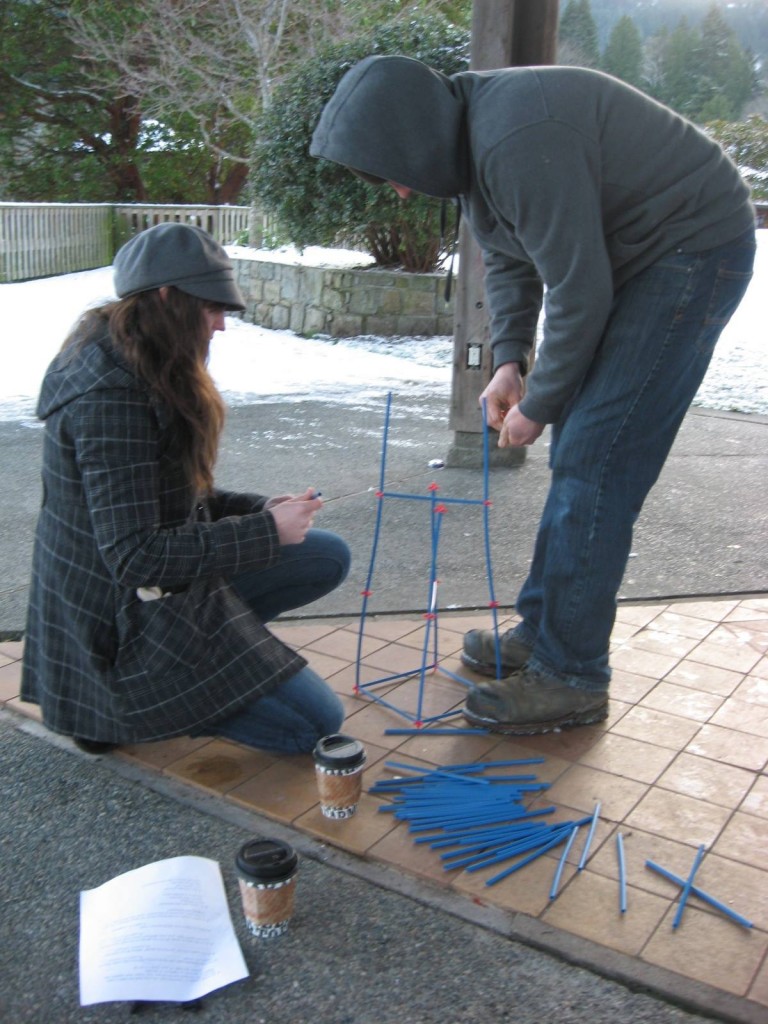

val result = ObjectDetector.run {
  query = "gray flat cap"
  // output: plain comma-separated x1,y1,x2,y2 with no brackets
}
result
113,222,245,310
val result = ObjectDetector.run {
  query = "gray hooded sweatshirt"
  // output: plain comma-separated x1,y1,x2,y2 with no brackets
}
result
310,55,754,424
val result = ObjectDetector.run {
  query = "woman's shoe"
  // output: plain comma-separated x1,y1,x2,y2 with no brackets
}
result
73,737,117,755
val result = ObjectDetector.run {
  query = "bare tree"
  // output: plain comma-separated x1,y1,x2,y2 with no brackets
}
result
69,0,374,168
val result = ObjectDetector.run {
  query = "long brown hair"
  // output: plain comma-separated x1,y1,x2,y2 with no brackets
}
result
64,287,225,495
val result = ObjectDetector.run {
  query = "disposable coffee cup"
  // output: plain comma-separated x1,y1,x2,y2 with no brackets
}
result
313,734,367,819
235,838,298,938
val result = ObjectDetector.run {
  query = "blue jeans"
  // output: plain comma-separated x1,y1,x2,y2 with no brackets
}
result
203,528,350,753
514,229,756,690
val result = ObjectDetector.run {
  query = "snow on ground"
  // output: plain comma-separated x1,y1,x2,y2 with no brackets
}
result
0,235,765,423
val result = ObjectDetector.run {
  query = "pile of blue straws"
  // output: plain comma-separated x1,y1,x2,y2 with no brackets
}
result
370,758,595,888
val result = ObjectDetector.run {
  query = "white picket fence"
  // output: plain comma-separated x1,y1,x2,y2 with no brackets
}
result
0,203,254,283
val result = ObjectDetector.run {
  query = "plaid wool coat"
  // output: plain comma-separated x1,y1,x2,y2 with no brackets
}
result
21,330,305,743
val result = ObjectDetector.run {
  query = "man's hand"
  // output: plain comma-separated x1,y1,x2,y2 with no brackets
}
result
267,487,323,545
498,406,545,447
479,363,523,431
479,364,544,448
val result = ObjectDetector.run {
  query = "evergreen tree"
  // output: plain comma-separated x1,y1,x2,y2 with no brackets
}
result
601,15,645,90
650,6,756,123
697,3,756,122
558,0,600,68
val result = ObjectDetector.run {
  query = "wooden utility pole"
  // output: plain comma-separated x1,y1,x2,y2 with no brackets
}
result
447,0,559,467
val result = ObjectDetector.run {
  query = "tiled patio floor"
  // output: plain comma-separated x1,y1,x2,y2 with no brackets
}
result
2,595,767,1015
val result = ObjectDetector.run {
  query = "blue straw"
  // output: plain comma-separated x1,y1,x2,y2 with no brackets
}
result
672,844,707,929
549,824,581,900
645,860,753,930
485,830,574,887
577,801,601,870
616,832,627,913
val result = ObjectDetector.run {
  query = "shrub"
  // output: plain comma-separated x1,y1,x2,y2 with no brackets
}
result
252,15,469,271
706,115,768,202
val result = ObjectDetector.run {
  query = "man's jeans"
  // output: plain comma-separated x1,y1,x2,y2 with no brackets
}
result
203,528,350,753
515,228,756,691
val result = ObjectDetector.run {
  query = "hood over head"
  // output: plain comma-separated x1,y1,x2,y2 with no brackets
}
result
310,55,468,199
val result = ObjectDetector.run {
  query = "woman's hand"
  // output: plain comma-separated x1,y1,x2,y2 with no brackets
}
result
267,488,323,545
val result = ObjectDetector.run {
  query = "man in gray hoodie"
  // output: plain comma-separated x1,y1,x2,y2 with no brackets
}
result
311,55,756,735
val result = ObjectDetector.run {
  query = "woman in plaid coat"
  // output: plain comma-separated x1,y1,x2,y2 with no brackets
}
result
21,223,350,754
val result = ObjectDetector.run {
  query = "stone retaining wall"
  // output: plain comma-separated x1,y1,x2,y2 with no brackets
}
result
231,256,454,337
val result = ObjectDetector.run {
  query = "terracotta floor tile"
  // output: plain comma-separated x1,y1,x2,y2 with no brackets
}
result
609,645,681,680
227,756,319,823
5,696,42,721
396,729,501,766
0,640,23,660
709,696,768,737
641,904,767,996
305,627,389,662
359,641,435,676
664,659,745,697
742,598,768,613
734,674,768,707
662,599,739,622
363,750,439,798
689,637,763,675
707,622,768,653
397,631,468,662
611,705,701,750
629,629,702,660
118,736,211,768
437,613,512,635
303,650,351,680
366,676,465,721
609,619,643,644
456,850,568,916
270,621,341,646
0,651,12,669
293,791,400,854
350,616,423,643
326,661,401,695
499,727,604,767
656,752,756,809
625,788,732,846
648,610,720,641
578,732,677,784
686,724,768,771
712,811,768,871
165,738,275,794
751,656,768,681
541,764,648,822
366,818,456,887
335,699,427,750
683,852,768,933
542,870,670,956
614,604,668,628
480,737,572,784
725,608,768,626
610,668,664,705
586,826,706,899
748,955,768,1009
741,775,768,820
639,681,724,722
0,660,21,700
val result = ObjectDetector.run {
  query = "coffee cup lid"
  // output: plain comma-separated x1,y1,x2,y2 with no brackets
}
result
236,838,298,881
313,733,366,769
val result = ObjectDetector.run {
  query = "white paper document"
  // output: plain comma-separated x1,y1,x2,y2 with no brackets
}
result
79,855,249,1006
